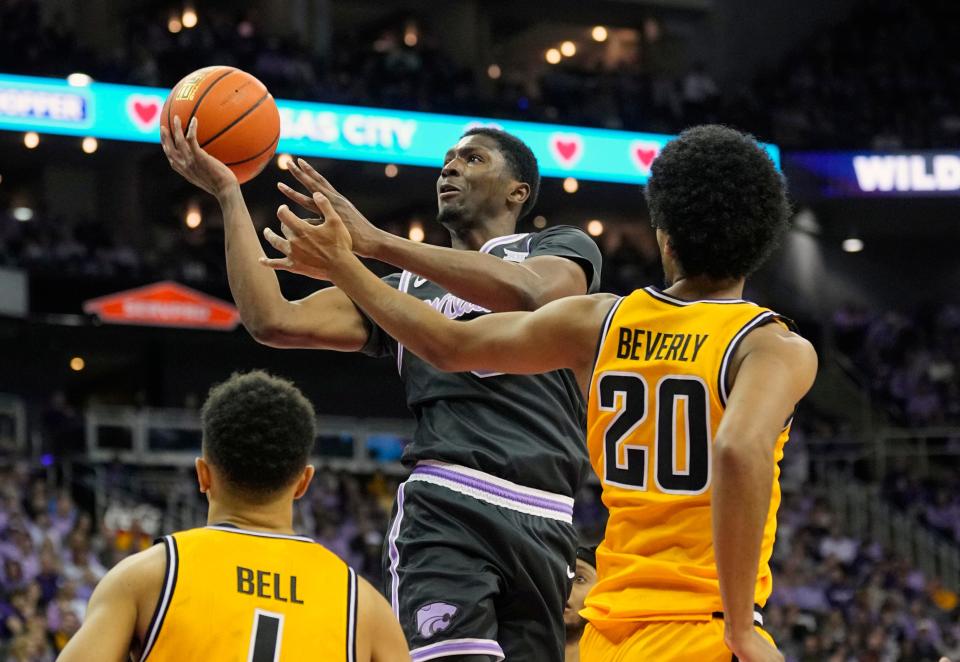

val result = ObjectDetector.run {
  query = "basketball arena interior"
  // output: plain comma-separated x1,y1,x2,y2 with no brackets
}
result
1,0,959,660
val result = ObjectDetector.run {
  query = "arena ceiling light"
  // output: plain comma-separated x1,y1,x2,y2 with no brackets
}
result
185,202,202,229
182,7,198,29
587,220,604,236
487,64,501,80
67,72,92,87
23,131,39,149
592,26,608,42
842,237,864,253
545,48,562,65
276,153,293,170
12,206,33,222
384,164,399,178
408,221,425,242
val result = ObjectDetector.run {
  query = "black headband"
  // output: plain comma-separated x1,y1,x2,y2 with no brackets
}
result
576,545,597,569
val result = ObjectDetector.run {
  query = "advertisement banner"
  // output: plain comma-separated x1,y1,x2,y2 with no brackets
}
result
785,151,960,198
0,72,781,185
82,281,240,330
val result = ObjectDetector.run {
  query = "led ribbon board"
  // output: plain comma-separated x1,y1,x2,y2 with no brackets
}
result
786,151,960,198
0,72,780,184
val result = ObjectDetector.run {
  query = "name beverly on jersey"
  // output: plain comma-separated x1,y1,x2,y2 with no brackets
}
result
616,327,710,363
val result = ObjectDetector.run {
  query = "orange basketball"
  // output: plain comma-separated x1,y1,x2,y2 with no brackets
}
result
161,66,281,184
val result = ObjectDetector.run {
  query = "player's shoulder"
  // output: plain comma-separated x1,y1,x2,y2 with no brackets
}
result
98,540,167,598
528,224,595,246
738,321,818,373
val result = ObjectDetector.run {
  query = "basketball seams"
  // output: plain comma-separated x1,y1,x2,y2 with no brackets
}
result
199,91,270,149
222,130,280,166
185,67,237,135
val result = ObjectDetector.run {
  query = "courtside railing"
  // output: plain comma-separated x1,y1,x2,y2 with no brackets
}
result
822,468,960,592
85,405,415,475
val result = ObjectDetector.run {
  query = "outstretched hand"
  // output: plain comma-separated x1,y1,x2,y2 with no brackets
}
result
277,158,381,256
259,192,355,281
160,116,238,199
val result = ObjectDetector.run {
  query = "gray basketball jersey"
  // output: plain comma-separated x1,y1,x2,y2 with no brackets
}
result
361,226,602,497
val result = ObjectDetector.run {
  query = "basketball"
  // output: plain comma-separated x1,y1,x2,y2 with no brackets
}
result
161,66,280,184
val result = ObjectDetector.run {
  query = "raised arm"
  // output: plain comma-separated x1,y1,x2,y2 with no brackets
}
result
278,159,597,311
160,118,369,351
260,195,612,389
712,324,817,662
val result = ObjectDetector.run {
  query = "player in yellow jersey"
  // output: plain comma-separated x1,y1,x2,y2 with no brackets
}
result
58,371,409,662
253,125,820,661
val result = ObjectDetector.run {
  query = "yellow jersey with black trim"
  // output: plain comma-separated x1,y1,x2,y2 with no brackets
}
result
140,524,358,662
582,286,794,628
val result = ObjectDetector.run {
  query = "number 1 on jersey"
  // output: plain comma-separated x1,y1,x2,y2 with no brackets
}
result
598,372,711,494
248,609,284,662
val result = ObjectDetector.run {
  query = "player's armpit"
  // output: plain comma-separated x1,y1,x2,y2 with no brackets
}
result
355,576,411,662
56,547,162,662
250,286,371,352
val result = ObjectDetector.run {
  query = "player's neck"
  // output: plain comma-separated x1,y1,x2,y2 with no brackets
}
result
206,499,298,536
663,275,745,302
445,214,518,251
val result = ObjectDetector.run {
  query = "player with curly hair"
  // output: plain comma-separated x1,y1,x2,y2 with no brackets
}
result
262,124,819,662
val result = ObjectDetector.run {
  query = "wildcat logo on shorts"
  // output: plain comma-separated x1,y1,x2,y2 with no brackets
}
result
415,602,459,638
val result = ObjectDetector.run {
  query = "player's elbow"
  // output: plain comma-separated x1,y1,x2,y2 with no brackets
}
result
244,317,286,347
513,280,559,311
713,434,773,471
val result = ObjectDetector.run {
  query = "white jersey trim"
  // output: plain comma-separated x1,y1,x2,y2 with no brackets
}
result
139,535,178,661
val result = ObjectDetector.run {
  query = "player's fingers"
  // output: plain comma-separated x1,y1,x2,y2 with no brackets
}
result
297,158,330,186
185,117,202,153
159,126,172,153
258,256,294,272
287,159,328,194
280,217,300,241
262,227,291,255
277,182,319,211
311,192,340,225
171,115,187,151
276,204,310,237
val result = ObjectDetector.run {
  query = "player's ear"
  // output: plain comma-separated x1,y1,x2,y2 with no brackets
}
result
292,465,315,500
195,457,212,495
508,181,530,207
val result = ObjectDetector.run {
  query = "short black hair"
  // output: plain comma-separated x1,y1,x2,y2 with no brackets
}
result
201,371,316,498
576,545,597,569
645,125,790,280
462,127,540,219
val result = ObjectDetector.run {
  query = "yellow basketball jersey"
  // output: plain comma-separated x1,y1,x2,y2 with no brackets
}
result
582,287,793,628
141,525,357,662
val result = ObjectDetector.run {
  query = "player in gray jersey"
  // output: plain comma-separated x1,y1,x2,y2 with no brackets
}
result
161,121,602,662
